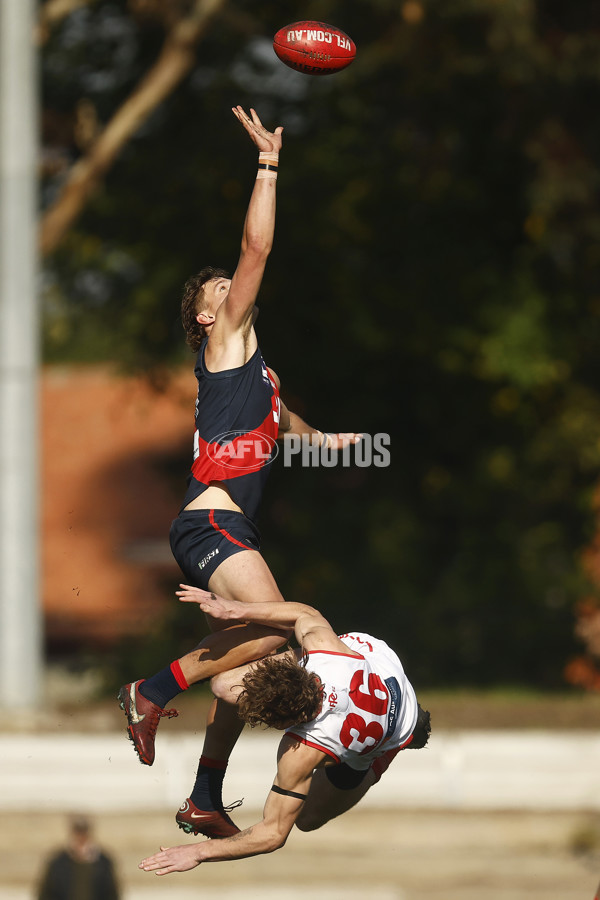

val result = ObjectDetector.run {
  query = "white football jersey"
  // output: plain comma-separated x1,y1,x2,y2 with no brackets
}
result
286,632,418,770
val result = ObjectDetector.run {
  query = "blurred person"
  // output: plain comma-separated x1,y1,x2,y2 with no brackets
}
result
118,105,360,837
37,815,119,900
138,586,431,874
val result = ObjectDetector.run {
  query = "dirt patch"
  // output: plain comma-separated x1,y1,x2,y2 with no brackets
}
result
4,808,599,900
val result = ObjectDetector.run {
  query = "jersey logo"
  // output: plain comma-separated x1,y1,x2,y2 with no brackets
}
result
206,430,279,472
384,677,401,739
192,429,279,482
198,548,219,571
128,683,145,725
260,357,271,385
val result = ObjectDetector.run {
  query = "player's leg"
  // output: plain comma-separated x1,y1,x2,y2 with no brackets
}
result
119,511,289,766
174,509,291,683
118,511,292,835
174,550,291,833
168,549,291,838
176,659,263,838
117,573,287,769
295,765,378,832
179,545,290,679
171,551,288,687
296,746,402,832
175,695,245,839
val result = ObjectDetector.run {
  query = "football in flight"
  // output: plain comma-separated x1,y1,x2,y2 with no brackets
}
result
273,21,356,76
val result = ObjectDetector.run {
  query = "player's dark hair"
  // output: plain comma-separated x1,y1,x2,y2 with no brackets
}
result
407,704,431,749
236,654,324,730
181,266,230,352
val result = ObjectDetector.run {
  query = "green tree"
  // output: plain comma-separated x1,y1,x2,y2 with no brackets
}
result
40,0,600,687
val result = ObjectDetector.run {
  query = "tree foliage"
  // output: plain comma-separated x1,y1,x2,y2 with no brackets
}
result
40,0,600,687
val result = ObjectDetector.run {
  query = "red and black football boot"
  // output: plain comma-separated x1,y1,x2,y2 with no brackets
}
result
176,797,243,839
117,680,178,766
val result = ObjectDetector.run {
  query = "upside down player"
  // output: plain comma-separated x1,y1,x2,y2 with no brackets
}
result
118,106,360,837
139,585,431,874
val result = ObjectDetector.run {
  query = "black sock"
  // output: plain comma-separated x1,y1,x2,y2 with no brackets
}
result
189,756,227,811
138,664,184,708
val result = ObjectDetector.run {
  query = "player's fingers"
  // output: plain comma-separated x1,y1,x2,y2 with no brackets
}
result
338,432,362,442
275,126,284,135
232,106,251,129
178,595,213,606
249,107,262,126
177,584,211,597
139,858,162,870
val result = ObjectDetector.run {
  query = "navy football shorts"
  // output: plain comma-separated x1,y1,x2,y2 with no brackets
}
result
325,763,368,791
169,508,261,590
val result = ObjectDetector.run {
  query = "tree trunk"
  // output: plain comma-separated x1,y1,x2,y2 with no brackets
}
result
37,0,99,46
40,0,226,256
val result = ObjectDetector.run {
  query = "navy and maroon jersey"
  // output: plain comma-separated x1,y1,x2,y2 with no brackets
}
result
180,340,280,522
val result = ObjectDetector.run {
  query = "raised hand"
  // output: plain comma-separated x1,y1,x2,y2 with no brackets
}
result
232,105,283,154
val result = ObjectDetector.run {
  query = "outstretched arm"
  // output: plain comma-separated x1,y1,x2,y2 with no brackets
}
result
276,393,362,450
176,585,345,653
139,738,323,874
209,107,283,346
268,367,361,452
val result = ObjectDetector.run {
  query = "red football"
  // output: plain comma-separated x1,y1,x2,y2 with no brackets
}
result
273,21,356,76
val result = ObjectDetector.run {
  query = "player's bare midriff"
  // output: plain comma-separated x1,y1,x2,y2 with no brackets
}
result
184,482,244,514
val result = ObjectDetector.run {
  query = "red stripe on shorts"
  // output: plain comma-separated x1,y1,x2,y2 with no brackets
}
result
209,509,252,550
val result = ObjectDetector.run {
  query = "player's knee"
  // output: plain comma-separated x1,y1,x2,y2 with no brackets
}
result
210,672,231,701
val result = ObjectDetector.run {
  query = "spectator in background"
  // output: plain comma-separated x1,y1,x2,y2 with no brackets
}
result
37,814,119,900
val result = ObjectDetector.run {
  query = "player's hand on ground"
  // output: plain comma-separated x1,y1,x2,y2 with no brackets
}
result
139,843,202,875
176,585,245,621
232,105,283,154
324,432,363,450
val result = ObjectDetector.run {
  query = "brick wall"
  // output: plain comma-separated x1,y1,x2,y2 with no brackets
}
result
42,366,196,647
